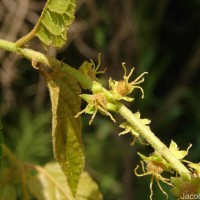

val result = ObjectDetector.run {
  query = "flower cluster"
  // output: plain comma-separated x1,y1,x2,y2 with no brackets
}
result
79,54,106,88
76,61,148,124
109,62,148,101
76,57,199,200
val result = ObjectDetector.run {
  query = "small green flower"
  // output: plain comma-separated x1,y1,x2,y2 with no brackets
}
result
135,152,173,200
119,112,150,145
75,92,115,125
119,122,139,137
188,163,200,177
109,62,148,101
77,61,148,125
169,140,192,160
79,54,106,88
91,81,105,94
119,122,140,146
138,152,172,171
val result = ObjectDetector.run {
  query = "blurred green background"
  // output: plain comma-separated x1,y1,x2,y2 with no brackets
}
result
1,0,200,199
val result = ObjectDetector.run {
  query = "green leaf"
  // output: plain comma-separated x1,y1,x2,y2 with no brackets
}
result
28,162,74,200
36,0,75,47
17,0,75,48
45,70,84,196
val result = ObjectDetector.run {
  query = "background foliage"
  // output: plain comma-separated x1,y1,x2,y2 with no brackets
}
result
1,0,200,199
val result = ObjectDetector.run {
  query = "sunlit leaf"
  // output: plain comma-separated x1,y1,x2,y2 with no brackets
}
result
77,172,103,200
17,0,75,48
36,0,75,47
45,70,84,196
28,163,103,200
28,162,74,200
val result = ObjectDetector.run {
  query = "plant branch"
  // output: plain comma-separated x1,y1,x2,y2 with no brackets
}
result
0,39,93,89
117,104,190,175
0,38,191,177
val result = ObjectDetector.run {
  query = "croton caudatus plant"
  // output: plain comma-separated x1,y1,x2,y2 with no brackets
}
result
0,0,200,200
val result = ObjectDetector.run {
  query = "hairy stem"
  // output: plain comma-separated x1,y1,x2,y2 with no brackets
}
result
0,39,93,90
117,104,190,175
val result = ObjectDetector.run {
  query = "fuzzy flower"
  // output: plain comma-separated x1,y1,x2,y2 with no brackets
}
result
79,54,106,88
75,92,116,125
109,62,148,101
135,152,172,200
